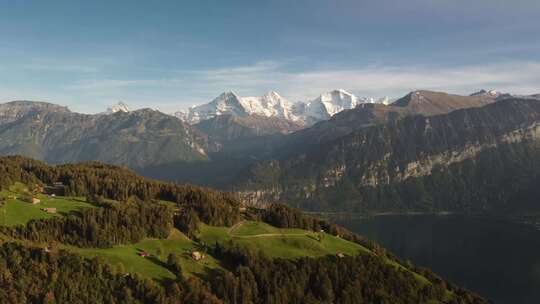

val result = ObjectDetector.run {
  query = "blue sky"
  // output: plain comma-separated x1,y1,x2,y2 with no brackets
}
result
0,0,539,113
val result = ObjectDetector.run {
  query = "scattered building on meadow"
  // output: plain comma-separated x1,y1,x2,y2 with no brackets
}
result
32,198,41,205
42,208,57,214
191,251,205,261
336,252,345,258
138,251,150,258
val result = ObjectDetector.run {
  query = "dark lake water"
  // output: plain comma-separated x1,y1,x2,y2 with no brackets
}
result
335,215,540,304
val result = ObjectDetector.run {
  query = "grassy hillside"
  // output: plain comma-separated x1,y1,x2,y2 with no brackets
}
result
0,183,94,226
68,221,366,281
70,229,223,281
199,221,368,258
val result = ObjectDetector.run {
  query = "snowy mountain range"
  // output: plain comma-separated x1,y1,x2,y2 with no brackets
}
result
174,89,391,125
103,88,528,127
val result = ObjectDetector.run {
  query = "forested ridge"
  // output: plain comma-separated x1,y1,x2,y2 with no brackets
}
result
1,199,173,247
0,156,486,303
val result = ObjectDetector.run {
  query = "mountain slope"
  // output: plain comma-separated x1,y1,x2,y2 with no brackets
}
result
237,97,540,214
391,90,497,115
0,101,208,167
194,113,303,142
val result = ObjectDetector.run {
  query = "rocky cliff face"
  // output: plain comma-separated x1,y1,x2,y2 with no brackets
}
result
0,102,209,168
237,98,540,214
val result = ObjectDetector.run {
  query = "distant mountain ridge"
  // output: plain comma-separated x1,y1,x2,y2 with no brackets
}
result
0,100,70,124
0,101,208,168
0,89,537,198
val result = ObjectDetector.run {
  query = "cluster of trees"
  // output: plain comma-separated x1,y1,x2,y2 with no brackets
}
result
0,242,224,304
204,241,486,304
1,198,173,247
0,157,41,190
0,156,241,227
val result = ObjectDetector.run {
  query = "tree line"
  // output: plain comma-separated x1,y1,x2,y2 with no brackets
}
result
0,156,241,228
1,198,172,247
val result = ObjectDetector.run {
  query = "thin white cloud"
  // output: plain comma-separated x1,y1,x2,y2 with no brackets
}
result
42,60,540,113
194,60,540,102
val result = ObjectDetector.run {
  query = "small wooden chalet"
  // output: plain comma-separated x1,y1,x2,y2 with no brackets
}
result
42,208,57,214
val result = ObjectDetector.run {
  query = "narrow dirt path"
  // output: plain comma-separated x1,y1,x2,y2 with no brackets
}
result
232,233,313,238
228,220,246,234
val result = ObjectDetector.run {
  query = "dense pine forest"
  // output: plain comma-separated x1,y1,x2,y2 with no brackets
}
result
0,156,486,303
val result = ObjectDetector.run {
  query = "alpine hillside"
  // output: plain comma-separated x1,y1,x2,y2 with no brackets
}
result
237,96,540,215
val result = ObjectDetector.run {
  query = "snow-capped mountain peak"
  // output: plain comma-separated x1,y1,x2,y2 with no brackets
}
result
318,89,359,115
105,102,130,114
241,91,299,121
298,89,362,124
177,91,248,124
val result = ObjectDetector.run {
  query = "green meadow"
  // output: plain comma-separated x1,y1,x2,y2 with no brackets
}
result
70,229,223,281
69,221,366,281
0,183,94,226
199,221,368,259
